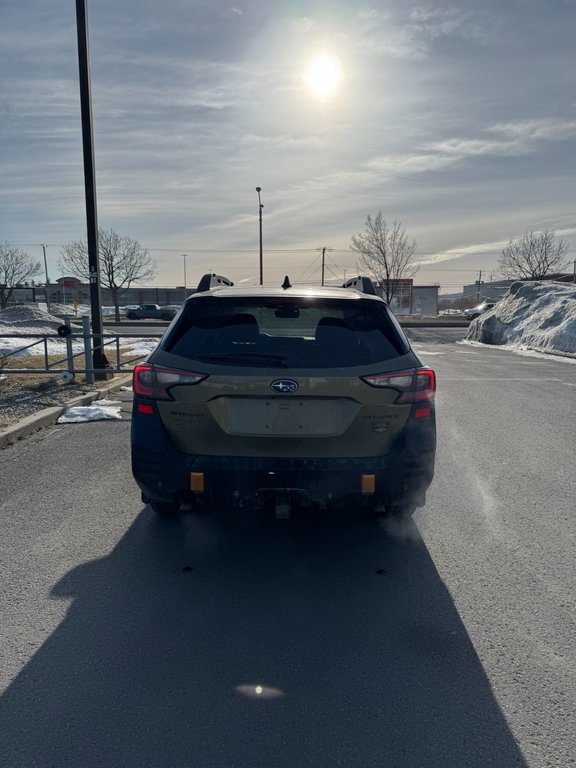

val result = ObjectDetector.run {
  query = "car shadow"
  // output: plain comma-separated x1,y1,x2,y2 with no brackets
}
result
0,509,526,768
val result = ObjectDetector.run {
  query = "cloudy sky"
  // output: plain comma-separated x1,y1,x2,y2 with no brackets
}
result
1,0,575,293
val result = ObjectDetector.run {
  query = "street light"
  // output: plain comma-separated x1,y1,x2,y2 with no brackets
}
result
256,187,263,285
41,244,50,310
182,253,187,301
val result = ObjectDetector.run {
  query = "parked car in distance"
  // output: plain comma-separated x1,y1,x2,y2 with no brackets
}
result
464,300,497,320
131,273,437,521
125,304,178,321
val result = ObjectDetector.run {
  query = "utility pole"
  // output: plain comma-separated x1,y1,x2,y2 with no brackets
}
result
75,0,109,377
41,244,50,310
316,246,333,286
573,258,575,283
256,187,263,285
477,270,482,300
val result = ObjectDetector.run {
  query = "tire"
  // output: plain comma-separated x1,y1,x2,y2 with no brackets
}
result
127,312,137,320
150,500,180,517
161,313,171,321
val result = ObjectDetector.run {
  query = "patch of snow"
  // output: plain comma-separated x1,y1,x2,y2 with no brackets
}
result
119,385,133,391
464,281,576,358
48,303,92,317
120,339,159,356
0,336,84,357
57,403,122,423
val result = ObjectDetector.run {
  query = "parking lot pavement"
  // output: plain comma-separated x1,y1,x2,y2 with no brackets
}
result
0,332,574,767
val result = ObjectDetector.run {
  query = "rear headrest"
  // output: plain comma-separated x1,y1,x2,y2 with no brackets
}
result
228,313,258,327
315,317,352,338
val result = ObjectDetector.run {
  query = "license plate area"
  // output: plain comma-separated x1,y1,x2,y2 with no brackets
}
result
210,397,360,437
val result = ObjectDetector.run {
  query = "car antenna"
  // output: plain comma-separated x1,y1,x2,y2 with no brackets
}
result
282,275,292,290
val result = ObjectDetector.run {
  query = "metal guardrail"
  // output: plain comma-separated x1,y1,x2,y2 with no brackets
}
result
0,315,162,384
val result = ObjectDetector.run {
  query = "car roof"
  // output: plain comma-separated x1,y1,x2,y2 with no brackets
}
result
188,284,384,302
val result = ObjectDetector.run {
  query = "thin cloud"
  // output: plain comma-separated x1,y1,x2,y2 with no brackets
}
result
489,118,576,142
418,239,511,266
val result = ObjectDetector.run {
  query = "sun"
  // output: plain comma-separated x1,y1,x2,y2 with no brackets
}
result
304,53,342,101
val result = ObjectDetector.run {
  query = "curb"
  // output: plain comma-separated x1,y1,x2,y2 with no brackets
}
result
0,373,133,450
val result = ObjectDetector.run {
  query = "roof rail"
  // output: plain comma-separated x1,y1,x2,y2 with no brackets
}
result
342,275,377,296
196,273,234,292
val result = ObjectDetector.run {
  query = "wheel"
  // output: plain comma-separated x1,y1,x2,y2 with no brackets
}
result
127,312,137,320
161,313,171,321
150,500,180,517
385,503,417,519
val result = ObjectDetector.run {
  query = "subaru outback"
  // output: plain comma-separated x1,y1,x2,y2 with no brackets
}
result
131,274,436,519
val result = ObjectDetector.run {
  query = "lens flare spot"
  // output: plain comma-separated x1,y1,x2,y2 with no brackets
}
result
235,683,284,700
304,53,342,101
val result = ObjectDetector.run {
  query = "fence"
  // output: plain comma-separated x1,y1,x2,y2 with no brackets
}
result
0,316,163,384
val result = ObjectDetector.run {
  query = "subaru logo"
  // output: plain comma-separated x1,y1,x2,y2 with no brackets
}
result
271,379,299,394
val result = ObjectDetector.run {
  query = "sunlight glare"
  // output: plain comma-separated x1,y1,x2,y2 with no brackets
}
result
304,53,342,101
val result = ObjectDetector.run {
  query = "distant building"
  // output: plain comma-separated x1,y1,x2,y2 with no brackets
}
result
463,280,514,302
411,285,439,316
374,279,439,315
463,273,575,302
529,272,574,283
35,278,188,306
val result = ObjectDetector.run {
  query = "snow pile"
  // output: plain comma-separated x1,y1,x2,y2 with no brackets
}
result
0,305,64,332
0,306,157,359
0,305,80,356
464,281,576,357
57,399,122,423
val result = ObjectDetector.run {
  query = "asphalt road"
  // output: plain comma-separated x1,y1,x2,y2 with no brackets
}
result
0,329,574,768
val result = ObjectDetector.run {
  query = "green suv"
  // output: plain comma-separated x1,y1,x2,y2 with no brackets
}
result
131,274,436,519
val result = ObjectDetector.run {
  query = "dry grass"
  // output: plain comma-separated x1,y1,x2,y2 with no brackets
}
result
1,353,90,382
0,354,128,430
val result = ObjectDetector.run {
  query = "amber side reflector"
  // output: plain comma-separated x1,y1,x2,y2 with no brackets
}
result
190,472,205,493
361,474,376,495
137,403,154,415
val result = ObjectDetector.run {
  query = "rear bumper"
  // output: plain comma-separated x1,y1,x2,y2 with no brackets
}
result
131,404,435,508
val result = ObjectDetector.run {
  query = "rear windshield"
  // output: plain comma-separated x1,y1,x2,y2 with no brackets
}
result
162,297,409,368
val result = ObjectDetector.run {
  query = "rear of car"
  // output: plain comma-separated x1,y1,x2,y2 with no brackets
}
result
131,283,436,517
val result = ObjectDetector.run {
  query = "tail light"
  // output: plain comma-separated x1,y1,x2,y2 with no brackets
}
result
133,363,208,400
361,368,436,404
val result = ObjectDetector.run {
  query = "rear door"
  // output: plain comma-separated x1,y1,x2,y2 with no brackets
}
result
150,296,420,458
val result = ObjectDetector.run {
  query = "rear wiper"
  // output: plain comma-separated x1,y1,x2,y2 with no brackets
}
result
195,352,289,366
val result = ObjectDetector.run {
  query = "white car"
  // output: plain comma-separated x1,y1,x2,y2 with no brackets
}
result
464,300,496,320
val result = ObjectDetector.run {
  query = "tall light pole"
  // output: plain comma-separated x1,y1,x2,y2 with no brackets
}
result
41,244,50,310
256,187,263,285
182,254,187,301
75,0,109,376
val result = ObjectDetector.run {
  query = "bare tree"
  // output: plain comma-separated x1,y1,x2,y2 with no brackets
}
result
59,228,157,321
0,244,42,309
350,213,418,304
498,230,569,280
